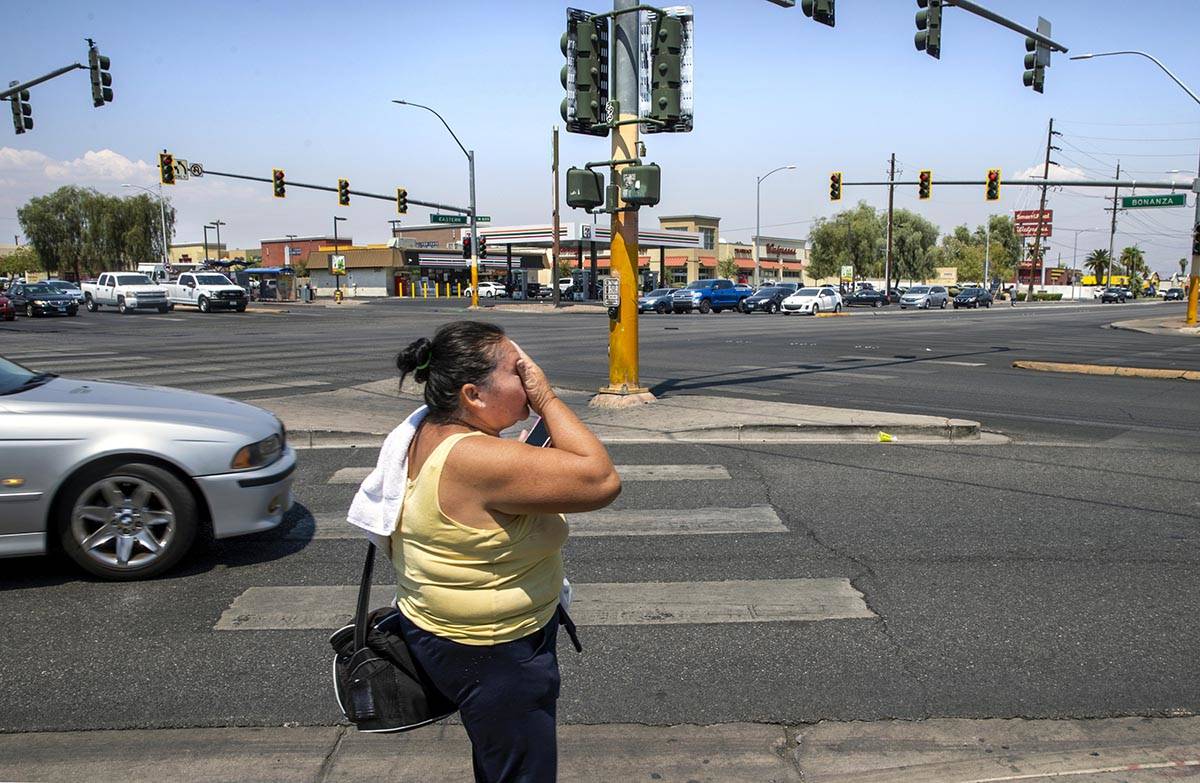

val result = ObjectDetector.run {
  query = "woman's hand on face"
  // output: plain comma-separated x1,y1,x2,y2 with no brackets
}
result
512,342,555,415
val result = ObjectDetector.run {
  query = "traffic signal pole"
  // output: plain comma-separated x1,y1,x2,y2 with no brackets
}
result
595,0,653,405
885,153,896,293
469,150,479,309
1027,118,1057,300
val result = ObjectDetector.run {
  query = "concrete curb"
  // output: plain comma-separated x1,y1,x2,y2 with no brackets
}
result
1108,317,1200,337
1013,359,1200,381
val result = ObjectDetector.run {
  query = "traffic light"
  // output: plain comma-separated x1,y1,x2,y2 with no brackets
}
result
1023,37,1047,93
88,45,113,106
462,235,472,260
159,152,175,185
396,187,408,214
915,0,942,59
985,168,1001,201
337,178,350,206
829,171,842,202
560,10,609,136
9,89,32,135
649,15,684,126
478,235,488,259
272,168,286,198
918,170,932,200
800,0,835,27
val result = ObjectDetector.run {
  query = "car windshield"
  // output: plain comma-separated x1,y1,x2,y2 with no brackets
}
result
646,289,672,296
961,288,983,295
0,356,55,395
755,287,781,295
194,274,234,285
908,286,930,294
685,281,709,290
46,281,78,291
795,288,819,296
25,283,57,294
116,274,153,285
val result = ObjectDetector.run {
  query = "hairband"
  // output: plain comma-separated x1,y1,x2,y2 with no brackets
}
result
416,350,431,371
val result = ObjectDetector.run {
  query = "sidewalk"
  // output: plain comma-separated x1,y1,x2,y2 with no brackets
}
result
254,378,985,447
1110,314,1200,337
4,716,1197,782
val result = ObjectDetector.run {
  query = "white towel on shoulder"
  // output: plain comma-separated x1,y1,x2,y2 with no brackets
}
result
346,405,428,557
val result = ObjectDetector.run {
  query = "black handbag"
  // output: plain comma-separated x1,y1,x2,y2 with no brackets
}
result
329,543,457,733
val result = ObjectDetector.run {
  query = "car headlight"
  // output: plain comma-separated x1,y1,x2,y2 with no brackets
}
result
32,300,46,306
231,433,283,471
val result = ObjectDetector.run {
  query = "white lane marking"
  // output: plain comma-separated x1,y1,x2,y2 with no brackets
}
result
286,505,784,540
17,355,150,367
730,387,784,396
2,350,117,360
927,360,986,367
197,379,331,395
214,578,874,630
145,316,187,322
807,371,897,381
327,464,733,485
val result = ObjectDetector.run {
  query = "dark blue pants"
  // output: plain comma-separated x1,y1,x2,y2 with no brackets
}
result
397,611,561,783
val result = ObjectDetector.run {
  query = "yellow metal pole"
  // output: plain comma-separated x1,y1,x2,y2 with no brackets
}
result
457,281,462,297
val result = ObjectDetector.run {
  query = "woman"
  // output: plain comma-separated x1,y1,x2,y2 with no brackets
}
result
393,321,620,782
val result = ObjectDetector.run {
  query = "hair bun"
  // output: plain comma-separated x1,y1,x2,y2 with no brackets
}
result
397,337,433,383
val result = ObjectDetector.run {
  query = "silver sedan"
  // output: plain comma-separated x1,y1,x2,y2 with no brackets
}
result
0,356,296,580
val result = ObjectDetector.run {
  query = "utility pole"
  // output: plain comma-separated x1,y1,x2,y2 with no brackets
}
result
211,219,225,261
983,220,991,286
468,150,478,309
1106,161,1121,287
552,126,562,308
885,153,896,293
1028,118,1058,299
598,0,651,403
1189,146,1200,325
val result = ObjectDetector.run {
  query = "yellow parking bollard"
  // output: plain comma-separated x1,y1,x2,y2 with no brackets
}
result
422,283,428,299
457,282,462,297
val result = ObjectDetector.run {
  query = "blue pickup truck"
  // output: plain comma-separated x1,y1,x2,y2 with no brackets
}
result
671,279,751,314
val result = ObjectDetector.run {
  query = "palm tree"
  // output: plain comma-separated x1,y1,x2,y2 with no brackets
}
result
1120,245,1146,277
1084,249,1111,285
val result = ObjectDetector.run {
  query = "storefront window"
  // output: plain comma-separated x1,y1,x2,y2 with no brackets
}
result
700,228,715,250
672,268,687,285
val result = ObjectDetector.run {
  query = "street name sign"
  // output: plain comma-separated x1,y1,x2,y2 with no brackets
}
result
1014,209,1052,224
430,215,467,224
1122,194,1186,209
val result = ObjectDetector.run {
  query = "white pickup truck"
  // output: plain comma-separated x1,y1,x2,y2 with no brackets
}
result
165,272,248,313
81,272,170,314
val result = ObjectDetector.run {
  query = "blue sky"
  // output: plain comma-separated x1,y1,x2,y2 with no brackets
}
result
2,0,1197,273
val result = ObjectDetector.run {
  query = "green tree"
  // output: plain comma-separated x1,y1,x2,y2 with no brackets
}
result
1119,245,1146,277
0,246,41,277
1180,258,1188,278
808,201,885,281
716,256,738,280
889,209,938,288
18,186,89,279
1084,249,1111,285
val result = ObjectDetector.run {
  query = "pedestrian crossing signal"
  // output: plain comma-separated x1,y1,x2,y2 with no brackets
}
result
918,170,932,200
337,178,350,206
829,171,842,201
159,152,175,185
273,168,286,198
985,168,1001,201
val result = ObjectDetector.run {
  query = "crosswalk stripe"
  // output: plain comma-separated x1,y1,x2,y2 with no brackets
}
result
213,578,874,630
927,360,986,367
287,505,786,540
16,355,150,368
327,463,733,485
2,350,117,360
195,379,331,395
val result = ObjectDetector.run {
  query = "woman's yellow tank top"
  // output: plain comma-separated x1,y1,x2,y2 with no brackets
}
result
392,431,568,645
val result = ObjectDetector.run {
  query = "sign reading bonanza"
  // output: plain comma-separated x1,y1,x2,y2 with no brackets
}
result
1122,194,1186,209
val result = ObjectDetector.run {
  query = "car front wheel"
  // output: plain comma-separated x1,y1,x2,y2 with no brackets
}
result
117,297,130,314
939,299,947,309
198,296,211,313
26,303,36,318
698,300,712,314
58,462,198,581
85,296,99,312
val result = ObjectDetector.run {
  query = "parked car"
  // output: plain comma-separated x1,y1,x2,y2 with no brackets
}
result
558,277,575,294
1099,287,1127,304
4,281,80,318
463,282,504,298
0,355,296,580
844,289,888,308
899,285,949,310
165,272,249,313
1164,287,1186,301
952,287,993,309
637,288,678,313
782,286,842,315
740,286,789,314
0,293,14,321
734,283,754,296
81,272,170,313
670,279,749,314
44,280,85,305
1119,286,1135,300
946,285,963,298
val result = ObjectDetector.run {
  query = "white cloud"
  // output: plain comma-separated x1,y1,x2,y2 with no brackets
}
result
44,149,155,182
0,147,52,171
1013,162,1090,182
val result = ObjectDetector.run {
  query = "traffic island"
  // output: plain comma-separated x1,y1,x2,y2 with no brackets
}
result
1109,314,1200,337
1013,359,1200,381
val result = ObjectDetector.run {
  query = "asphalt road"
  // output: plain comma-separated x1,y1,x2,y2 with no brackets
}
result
1,298,1197,732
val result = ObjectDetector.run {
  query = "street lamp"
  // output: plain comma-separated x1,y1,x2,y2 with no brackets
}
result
1071,49,1200,324
203,223,215,265
210,219,225,262
392,99,479,308
333,216,347,299
121,183,169,268
284,234,297,269
755,165,796,287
